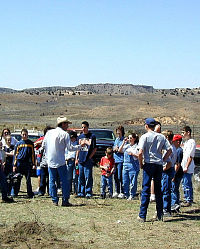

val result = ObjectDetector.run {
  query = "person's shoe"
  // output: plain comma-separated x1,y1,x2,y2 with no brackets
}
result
137,216,145,222
27,193,34,199
52,201,58,206
57,188,62,193
118,193,125,199
127,196,133,201
163,210,172,217
150,194,156,203
181,202,192,207
2,197,14,203
86,194,92,199
108,194,113,198
100,194,106,199
112,192,119,198
37,192,44,197
62,201,73,207
171,204,180,212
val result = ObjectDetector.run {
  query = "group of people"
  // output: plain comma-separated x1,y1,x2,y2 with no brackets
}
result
0,116,197,222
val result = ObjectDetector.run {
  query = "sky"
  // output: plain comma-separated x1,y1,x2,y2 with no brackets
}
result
0,0,200,90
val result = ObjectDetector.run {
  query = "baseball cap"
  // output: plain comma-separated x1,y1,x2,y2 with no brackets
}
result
145,118,156,126
172,134,182,142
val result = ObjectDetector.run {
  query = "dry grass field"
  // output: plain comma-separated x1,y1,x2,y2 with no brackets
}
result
1,90,200,248
0,168,200,249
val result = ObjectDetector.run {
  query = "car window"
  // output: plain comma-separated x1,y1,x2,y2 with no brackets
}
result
91,130,115,140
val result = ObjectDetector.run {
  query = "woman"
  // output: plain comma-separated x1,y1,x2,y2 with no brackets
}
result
119,133,140,200
113,125,125,198
1,128,18,147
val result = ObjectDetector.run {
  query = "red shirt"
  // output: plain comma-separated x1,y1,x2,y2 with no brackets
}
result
100,156,115,176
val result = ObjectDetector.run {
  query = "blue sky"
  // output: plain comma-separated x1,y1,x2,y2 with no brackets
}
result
0,0,199,90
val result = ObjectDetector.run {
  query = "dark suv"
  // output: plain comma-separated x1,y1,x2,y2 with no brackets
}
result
89,129,116,164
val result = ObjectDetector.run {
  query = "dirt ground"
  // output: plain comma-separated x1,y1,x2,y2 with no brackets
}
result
0,168,200,249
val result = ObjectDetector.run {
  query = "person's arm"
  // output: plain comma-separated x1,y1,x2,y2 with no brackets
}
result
183,156,193,173
118,138,127,153
163,161,172,171
163,148,172,162
138,148,144,169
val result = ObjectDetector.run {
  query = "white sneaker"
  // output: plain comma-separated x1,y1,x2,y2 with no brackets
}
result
127,196,133,201
112,192,119,198
118,193,125,199
57,188,62,193
163,210,172,217
150,194,156,203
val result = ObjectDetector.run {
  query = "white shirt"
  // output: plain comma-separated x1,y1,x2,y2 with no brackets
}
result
43,127,81,168
181,138,196,174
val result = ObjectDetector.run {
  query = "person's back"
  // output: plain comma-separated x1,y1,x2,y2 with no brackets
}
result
140,131,170,165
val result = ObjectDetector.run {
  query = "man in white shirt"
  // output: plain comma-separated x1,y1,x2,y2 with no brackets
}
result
181,126,196,207
43,116,84,206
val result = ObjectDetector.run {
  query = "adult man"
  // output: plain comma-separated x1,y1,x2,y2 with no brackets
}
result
76,121,97,198
138,118,172,222
181,126,196,207
43,116,83,206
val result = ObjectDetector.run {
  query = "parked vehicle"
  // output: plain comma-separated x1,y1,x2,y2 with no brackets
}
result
89,129,115,164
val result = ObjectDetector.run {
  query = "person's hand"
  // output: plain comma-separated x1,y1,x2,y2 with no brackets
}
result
183,168,188,173
32,165,36,170
75,159,79,166
13,166,17,172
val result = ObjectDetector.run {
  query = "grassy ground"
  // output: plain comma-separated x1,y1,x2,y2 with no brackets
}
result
0,167,200,249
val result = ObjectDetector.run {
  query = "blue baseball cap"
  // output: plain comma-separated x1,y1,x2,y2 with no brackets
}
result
145,118,156,126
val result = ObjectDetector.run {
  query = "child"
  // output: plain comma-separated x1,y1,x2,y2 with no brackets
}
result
13,129,35,198
119,133,140,200
100,147,115,199
181,126,196,207
65,131,78,195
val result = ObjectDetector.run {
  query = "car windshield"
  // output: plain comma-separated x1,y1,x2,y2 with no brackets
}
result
91,130,115,141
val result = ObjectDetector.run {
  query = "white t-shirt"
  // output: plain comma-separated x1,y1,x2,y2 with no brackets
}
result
43,127,81,168
181,138,196,174
122,143,139,160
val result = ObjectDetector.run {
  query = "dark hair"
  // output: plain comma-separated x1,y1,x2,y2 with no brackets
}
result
69,131,77,139
82,121,89,128
21,128,28,134
44,126,54,135
106,147,113,155
131,133,139,144
116,125,125,137
183,126,192,135
1,128,11,139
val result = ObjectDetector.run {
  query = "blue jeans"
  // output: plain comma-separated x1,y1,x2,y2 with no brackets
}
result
171,176,182,206
123,165,139,198
114,162,123,194
101,175,113,196
0,167,8,199
182,173,193,203
78,159,93,197
67,159,75,193
139,163,163,220
13,162,34,197
162,167,174,213
48,165,70,204
39,167,49,195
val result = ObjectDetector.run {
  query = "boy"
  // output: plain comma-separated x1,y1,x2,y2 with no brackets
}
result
100,147,115,199
171,134,183,211
181,126,196,207
13,129,35,198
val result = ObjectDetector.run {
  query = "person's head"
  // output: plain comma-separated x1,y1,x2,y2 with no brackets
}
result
144,118,156,130
81,121,89,134
116,125,125,138
69,131,77,142
182,126,192,140
44,125,54,135
154,121,161,133
1,128,11,139
57,116,72,131
5,135,11,146
172,134,182,148
21,128,28,140
128,133,139,145
162,130,174,143
105,147,113,159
